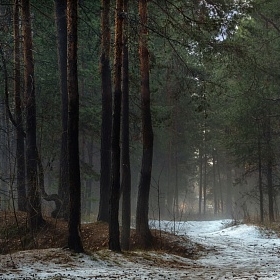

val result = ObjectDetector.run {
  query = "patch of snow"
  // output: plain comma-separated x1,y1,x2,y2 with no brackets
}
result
2,220,280,279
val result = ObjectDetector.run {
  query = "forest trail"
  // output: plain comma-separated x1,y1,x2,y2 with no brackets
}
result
1,219,280,279
151,219,280,279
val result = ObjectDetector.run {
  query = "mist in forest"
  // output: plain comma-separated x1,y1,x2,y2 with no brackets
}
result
0,0,278,232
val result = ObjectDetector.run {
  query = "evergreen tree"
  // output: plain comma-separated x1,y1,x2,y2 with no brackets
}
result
55,0,69,219
66,0,83,253
22,0,45,230
109,0,124,252
98,0,112,223
136,0,154,248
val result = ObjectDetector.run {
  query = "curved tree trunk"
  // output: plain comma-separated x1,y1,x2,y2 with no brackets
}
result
3,7,59,214
21,0,44,230
54,0,69,219
36,148,62,209
98,0,112,223
136,0,154,248
67,0,84,253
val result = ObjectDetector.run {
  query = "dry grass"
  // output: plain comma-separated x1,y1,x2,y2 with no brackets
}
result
0,211,205,259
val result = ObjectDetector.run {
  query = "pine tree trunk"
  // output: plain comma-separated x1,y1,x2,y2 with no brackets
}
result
203,152,207,215
21,0,44,230
257,129,264,223
265,116,274,222
226,165,233,217
98,0,112,223
109,0,123,252
136,0,153,248
86,140,93,216
14,0,26,212
55,0,69,219
213,149,218,215
121,0,131,251
198,149,203,216
66,0,83,253
216,154,224,213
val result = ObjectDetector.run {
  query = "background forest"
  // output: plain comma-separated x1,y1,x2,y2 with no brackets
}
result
1,0,280,251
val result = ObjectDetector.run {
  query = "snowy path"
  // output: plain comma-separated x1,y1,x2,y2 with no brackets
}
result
153,219,280,279
1,220,280,279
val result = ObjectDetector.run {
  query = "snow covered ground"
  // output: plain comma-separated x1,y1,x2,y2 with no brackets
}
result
1,219,280,279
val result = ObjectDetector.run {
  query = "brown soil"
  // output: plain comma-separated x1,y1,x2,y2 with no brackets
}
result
0,211,205,258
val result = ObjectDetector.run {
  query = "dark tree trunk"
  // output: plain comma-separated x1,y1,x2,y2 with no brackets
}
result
166,141,173,216
265,116,274,222
98,0,112,223
54,0,69,219
14,0,26,212
67,0,83,253
267,158,274,222
21,0,44,230
226,165,233,217
36,147,62,210
198,148,203,216
109,0,123,252
85,141,93,216
216,154,223,213
213,149,218,215
203,152,207,215
121,0,131,251
136,0,153,248
174,148,179,218
257,129,264,223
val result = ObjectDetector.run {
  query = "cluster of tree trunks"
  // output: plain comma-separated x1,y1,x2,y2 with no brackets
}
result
4,0,153,252
1,0,84,251
97,0,153,251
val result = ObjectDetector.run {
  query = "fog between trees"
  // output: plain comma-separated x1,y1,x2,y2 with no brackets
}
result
0,0,280,251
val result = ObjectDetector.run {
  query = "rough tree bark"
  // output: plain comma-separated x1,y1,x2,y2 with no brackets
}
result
67,0,84,253
21,0,44,230
120,0,131,251
109,0,123,252
54,0,69,219
14,0,26,212
136,0,154,248
98,0,112,223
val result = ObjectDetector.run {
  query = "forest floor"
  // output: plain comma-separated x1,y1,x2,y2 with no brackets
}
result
1,211,280,279
0,211,204,256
